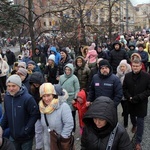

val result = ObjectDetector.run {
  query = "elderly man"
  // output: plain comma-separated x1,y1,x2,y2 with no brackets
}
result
0,74,40,150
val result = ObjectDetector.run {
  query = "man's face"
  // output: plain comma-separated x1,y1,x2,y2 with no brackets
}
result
138,46,144,51
100,66,110,75
35,49,40,53
132,62,142,74
7,83,20,96
28,64,34,71
114,44,120,50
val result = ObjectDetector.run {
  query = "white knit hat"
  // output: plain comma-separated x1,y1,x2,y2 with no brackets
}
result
119,59,128,65
48,54,55,62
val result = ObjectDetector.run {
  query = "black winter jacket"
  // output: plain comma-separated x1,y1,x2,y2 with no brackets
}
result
109,47,130,74
123,70,150,117
81,96,132,150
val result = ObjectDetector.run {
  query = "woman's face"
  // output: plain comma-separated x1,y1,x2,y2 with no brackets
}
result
93,118,107,128
120,64,127,73
42,94,54,105
65,67,71,75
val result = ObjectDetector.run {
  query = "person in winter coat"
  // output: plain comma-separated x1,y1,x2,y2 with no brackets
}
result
0,126,15,150
17,68,30,91
123,59,150,150
49,46,61,65
59,63,80,132
74,56,90,91
57,48,73,78
127,44,138,59
27,60,41,74
44,54,58,84
130,53,146,71
85,43,98,70
88,58,103,84
88,59,123,108
116,59,132,128
0,74,40,150
32,47,46,72
81,96,132,150
97,46,108,59
39,83,74,150
137,44,148,70
29,72,45,150
72,89,88,135
109,41,130,74
0,54,9,94
5,49,16,73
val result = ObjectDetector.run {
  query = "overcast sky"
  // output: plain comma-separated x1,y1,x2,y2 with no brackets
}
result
130,0,150,6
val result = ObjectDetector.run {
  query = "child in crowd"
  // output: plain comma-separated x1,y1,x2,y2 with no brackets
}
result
72,89,88,135
85,43,98,70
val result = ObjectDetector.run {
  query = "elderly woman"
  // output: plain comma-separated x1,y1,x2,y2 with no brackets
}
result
39,83,73,150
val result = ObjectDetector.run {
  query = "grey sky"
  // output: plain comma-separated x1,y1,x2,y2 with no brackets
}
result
130,0,150,6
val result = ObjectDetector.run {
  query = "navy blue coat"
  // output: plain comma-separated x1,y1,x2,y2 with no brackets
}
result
88,68,122,107
1,86,40,142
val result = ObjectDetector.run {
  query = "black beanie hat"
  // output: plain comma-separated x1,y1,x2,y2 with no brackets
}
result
60,47,68,55
99,59,111,69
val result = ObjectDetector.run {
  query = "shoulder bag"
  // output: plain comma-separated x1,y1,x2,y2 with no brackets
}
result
44,114,75,150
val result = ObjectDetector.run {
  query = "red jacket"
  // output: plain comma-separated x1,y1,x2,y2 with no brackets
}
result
73,89,87,128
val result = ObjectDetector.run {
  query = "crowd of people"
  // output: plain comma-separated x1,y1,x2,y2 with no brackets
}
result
0,32,150,150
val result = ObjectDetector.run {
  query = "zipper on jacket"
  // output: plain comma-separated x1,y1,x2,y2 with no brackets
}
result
12,98,16,138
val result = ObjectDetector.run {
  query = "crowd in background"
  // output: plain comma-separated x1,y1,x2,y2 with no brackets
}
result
0,30,150,150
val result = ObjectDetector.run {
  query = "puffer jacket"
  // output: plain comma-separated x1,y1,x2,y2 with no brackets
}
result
81,96,132,150
74,56,91,90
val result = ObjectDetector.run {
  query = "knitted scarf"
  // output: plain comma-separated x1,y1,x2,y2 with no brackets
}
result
39,98,59,114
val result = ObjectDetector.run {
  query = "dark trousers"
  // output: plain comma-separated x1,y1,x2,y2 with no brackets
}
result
0,76,7,93
72,111,76,132
130,115,144,144
121,100,129,127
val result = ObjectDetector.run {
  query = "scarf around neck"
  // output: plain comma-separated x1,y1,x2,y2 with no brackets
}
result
39,98,59,114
